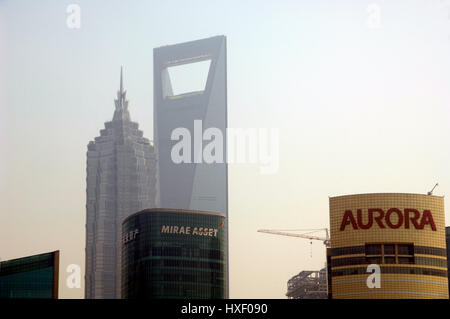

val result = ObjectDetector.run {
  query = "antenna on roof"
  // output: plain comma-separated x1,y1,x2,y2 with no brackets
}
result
427,183,439,195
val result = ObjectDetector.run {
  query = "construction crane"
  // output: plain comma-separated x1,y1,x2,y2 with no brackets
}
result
258,228,331,298
257,228,330,248
427,183,439,195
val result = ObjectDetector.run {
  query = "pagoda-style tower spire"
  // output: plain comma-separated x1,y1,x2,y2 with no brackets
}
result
120,66,123,93
113,66,131,121
86,65,157,299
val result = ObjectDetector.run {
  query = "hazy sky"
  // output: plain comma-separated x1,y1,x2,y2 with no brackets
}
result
1,0,449,299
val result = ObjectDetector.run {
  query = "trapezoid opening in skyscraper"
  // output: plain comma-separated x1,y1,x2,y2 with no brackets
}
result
153,35,229,297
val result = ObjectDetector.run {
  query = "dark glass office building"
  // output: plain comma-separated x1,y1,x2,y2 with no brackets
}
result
122,209,226,299
0,251,59,299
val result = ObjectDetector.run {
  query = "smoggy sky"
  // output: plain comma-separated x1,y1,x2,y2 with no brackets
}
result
0,0,449,298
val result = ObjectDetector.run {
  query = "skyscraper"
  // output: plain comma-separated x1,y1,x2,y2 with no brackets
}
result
121,209,226,299
153,36,227,215
85,68,157,299
153,36,229,296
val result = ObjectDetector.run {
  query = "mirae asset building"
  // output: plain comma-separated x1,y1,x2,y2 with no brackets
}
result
329,193,448,299
121,209,226,299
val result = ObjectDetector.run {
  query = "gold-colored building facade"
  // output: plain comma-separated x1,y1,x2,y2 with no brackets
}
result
329,193,448,299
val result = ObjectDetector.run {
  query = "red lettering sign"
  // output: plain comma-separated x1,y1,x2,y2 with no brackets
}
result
339,208,436,231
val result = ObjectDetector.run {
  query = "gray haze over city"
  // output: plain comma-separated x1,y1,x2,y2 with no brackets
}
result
0,0,449,298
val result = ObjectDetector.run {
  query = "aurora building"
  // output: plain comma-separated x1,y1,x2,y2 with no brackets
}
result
85,68,157,299
329,193,448,299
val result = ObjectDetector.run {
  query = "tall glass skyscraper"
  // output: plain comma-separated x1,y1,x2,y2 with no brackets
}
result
153,36,229,296
85,68,157,299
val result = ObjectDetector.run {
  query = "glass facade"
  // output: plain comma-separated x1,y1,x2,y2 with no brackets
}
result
154,36,229,298
0,251,59,299
122,209,226,299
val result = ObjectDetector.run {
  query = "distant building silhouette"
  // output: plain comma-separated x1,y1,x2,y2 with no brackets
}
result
85,68,157,299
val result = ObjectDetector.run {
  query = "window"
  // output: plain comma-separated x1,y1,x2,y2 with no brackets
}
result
384,257,396,264
398,244,414,255
414,246,446,256
384,244,395,255
365,243,414,265
398,257,414,264
366,257,382,264
365,244,382,255
331,246,365,256
152,247,162,256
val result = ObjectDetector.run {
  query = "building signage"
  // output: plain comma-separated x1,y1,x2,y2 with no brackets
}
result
340,208,436,231
123,229,139,244
160,225,221,237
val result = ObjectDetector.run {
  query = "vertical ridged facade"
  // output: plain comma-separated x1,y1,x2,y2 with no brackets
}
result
85,68,157,299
